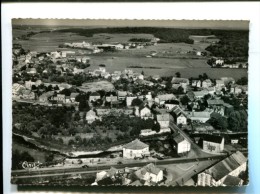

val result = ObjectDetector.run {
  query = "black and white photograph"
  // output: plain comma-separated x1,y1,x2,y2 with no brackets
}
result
10,19,249,187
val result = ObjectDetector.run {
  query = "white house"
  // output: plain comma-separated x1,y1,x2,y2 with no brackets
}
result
155,94,176,105
189,111,211,123
126,96,137,107
202,135,224,153
173,134,191,154
135,106,152,119
202,79,212,88
172,106,187,125
197,151,247,186
123,139,150,159
89,92,101,102
215,80,225,89
134,163,163,183
156,113,173,128
86,110,100,124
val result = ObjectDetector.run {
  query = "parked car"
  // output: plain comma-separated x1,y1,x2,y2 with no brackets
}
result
82,165,89,168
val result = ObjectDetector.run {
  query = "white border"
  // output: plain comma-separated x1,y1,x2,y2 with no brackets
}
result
2,2,260,194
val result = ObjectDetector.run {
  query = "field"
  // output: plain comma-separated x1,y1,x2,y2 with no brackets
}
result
87,55,247,80
77,80,115,92
13,31,155,52
13,29,248,80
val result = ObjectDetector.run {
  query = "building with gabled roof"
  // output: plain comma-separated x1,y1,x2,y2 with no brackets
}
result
197,151,247,186
134,163,163,183
172,134,191,154
171,106,187,125
156,113,173,128
89,92,101,102
86,109,100,124
123,139,150,159
155,94,176,105
189,111,211,123
202,135,224,153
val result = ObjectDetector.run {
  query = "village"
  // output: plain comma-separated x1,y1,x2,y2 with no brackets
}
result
11,37,248,187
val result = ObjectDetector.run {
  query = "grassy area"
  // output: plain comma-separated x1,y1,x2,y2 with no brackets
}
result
77,80,115,92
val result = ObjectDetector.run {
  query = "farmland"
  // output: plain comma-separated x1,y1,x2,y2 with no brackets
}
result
77,81,115,92
13,28,248,80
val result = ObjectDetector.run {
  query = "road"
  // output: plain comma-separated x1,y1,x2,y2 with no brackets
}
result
11,154,226,179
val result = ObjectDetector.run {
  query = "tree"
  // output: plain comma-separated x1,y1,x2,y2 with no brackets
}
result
131,98,143,106
175,72,181,78
180,95,190,106
236,77,248,85
45,153,54,162
207,115,228,130
60,88,71,96
202,73,208,80
74,111,81,121
152,121,160,133
12,150,34,170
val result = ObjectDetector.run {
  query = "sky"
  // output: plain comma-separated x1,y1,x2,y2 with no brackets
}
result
12,19,249,30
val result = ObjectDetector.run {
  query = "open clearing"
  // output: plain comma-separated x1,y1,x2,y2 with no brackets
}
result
77,80,115,92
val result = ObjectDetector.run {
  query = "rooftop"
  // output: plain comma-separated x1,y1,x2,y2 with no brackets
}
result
123,139,149,150
205,151,247,181
203,134,224,144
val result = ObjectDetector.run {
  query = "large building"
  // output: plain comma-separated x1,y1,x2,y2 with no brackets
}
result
202,135,224,153
173,134,191,154
123,139,150,159
197,151,247,186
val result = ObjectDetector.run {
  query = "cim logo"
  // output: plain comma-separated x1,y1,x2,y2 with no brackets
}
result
22,161,42,169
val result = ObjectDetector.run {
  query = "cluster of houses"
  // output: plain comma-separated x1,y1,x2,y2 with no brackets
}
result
210,57,248,69
92,163,164,186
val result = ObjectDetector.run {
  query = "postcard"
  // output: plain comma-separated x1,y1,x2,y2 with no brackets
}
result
11,19,249,187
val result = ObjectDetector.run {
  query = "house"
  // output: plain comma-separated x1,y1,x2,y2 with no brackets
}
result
135,106,152,119
21,90,35,100
123,139,150,159
140,129,156,137
155,94,176,105
222,175,243,186
156,113,173,128
173,134,191,154
171,77,189,92
202,135,224,153
25,80,36,89
126,96,137,107
189,111,211,123
57,94,66,103
117,91,127,100
202,79,212,88
89,92,101,102
206,87,216,95
38,91,54,103
105,92,118,103
221,77,235,85
12,83,25,97
26,68,37,75
86,110,100,124
193,90,209,99
215,80,225,89
134,163,163,183
191,80,201,88
207,99,224,107
70,93,79,103
171,106,187,125
197,151,247,186
152,75,160,81
165,100,179,110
